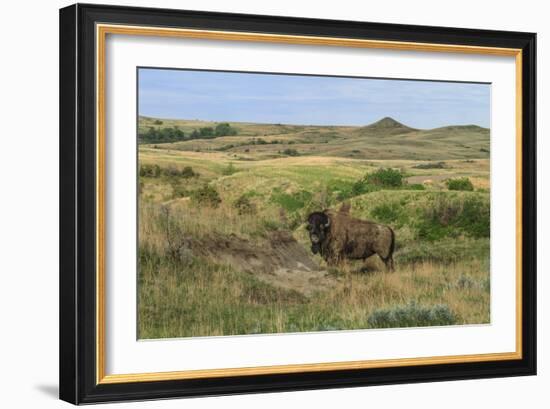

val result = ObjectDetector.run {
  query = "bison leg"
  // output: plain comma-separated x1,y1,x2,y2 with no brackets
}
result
383,256,394,272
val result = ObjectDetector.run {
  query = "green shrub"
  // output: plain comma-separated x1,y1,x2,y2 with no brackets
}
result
446,177,474,191
456,196,490,238
405,183,425,190
139,164,161,177
233,195,256,215
221,163,238,176
153,119,163,125
365,168,403,188
282,148,300,156
191,185,222,207
367,302,457,328
351,180,380,196
180,166,196,178
141,165,195,178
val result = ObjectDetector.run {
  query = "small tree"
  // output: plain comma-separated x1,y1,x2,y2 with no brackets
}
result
215,122,237,136
199,127,214,138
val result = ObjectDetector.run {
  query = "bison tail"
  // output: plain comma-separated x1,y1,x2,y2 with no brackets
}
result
389,227,395,257
386,227,396,272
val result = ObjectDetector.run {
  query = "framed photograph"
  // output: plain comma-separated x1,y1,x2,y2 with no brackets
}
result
59,3,536,404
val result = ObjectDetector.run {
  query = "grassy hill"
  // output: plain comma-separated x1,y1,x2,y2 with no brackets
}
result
138,116,489,161
137,115,491,339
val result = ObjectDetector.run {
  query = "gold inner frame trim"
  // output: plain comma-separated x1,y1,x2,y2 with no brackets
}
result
96,23,523,385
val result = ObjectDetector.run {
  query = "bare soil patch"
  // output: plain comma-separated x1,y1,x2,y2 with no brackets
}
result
190,231,340,297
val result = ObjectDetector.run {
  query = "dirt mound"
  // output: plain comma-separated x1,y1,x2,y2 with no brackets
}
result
191,231,339,296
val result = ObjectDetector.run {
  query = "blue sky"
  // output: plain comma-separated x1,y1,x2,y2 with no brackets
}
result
138,68,490,129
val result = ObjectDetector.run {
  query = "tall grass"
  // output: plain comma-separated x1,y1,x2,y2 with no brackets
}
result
138,201,490,339
139,238,490,338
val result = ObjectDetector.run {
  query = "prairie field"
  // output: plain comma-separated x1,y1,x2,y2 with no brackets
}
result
138,116,491,339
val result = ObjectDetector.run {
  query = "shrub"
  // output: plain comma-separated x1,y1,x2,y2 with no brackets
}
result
154,206,192,262
153,119,163,125
405,183,425,190
221,163,238,176
367,302,457,329
180,166,196,178
365,168,403,188
413,162,446,169
139,164,161,177
351,180,380,196
446,177,474,191
456,196,490,238
164,165,182,177
233,195,256,215
191,185,222,207
282,148,300,156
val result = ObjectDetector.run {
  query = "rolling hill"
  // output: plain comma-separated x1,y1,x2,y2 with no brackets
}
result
138,116,490,161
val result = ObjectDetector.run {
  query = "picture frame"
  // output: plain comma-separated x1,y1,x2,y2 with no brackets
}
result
59,3,536,404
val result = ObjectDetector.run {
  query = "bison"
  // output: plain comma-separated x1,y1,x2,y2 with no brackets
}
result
306,209,395,271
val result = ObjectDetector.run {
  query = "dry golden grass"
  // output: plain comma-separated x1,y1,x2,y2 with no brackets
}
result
138,199,489,339
138,242,489,339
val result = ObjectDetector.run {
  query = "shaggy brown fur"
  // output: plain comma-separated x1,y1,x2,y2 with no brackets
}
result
307,209,395,271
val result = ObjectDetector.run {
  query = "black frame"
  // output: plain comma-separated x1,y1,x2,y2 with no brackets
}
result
60,3,537,404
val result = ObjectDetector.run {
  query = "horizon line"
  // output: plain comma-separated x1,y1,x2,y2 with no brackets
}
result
138,114,490,131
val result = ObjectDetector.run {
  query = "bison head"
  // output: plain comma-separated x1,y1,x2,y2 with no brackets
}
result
306,212,331,254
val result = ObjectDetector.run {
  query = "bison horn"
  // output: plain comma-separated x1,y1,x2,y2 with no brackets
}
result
324,218,330,228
